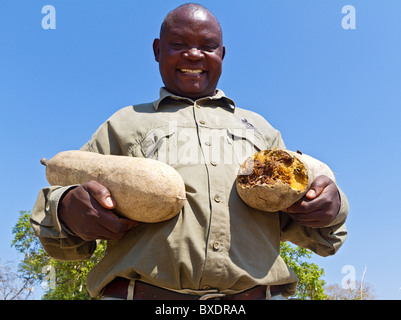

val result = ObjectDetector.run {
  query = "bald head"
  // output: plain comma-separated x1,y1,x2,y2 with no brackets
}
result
160,3,223,42
153,3,225,99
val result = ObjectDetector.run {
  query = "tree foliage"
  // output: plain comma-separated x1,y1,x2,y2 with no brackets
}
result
280,242,326,300
11,210,106,299
12,210,326,299
324,282,376,300
0,259,34,300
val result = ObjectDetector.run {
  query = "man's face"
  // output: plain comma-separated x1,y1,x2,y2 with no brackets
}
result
153,9,225,100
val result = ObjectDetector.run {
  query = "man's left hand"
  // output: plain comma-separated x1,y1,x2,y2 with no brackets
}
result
283,175,341,228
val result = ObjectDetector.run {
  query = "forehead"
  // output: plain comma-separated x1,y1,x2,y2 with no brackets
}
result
162,8,222,41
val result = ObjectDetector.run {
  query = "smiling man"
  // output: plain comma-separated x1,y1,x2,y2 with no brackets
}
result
153,5,225,100
31,3,348,300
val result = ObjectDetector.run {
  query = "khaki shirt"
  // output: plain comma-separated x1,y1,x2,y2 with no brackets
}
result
31,88,348,297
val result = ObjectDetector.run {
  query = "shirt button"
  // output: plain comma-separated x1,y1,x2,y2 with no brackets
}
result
210,161,217,166
205,141,211,146
199,120,206,125
202,285,211,290
213,241,221,251
214,195,221,203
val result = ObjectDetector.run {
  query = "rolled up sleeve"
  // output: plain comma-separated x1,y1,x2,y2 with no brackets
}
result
30,185,96,261
280,187,349,257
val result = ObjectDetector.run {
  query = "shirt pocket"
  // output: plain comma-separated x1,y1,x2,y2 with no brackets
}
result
140,126,176,164
226,128,266,166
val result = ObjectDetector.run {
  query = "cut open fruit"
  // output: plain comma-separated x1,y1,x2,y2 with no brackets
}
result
236,148,335,212
237,149,309,192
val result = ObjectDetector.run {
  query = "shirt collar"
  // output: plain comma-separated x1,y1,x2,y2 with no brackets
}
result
153,87,236,111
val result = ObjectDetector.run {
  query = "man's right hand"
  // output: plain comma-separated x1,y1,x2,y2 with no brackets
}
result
58,180,139,241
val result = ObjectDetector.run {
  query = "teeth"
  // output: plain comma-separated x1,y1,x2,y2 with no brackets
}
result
180,69,204,74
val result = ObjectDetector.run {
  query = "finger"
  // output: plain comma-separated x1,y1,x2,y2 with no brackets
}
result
305,175,333,200
80,227,119,241
79,219,138,241
82,215,139,241
286,210,320,222
96,210,139,234
286,209,334,228
118,218,140,231
286,193,331,214
84,227,127,241
285,198,315,214
284,177,330,213
83,180,116,210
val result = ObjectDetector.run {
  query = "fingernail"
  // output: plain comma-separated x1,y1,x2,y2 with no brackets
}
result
306,190,316,198
105,196,114,208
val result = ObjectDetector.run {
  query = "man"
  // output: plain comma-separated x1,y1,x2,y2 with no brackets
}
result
31,3,348,300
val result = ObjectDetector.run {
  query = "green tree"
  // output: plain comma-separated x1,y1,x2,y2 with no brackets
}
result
11,210,106,300
280,242,326,300
12,210,326,299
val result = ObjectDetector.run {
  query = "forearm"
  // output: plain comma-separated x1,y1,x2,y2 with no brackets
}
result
280,187,349,257
30,185,96,261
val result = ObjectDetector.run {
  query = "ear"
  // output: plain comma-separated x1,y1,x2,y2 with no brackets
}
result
153,38,160,62
221,46,226,60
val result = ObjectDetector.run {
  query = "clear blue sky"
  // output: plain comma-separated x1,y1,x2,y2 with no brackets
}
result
1,0,400,299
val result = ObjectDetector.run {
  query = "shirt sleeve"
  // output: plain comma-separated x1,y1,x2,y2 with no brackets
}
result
29,119,119,261
279,186,349,257
30,185,97,261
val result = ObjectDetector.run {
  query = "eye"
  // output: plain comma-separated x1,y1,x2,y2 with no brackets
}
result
200,40,220,52
170,42,186,50
201,45,216,52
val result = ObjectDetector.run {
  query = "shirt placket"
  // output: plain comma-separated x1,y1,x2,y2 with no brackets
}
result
193,101,230,290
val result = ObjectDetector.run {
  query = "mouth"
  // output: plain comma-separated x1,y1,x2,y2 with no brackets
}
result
179,68,205,75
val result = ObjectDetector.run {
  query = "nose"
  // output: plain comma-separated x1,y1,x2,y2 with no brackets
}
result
183,47,205,60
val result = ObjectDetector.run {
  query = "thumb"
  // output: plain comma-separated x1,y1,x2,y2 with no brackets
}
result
83,180,116,209
305,175,332,200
